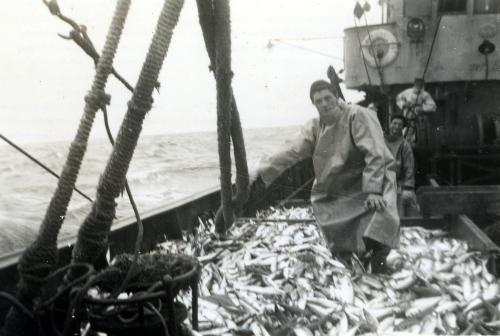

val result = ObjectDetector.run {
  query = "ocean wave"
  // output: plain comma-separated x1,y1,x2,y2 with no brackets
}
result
0,126,300,255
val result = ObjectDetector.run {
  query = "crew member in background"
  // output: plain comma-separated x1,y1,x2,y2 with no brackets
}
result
384,115,420,217
396,78,436,145
251,80,399,273
367,102,378,113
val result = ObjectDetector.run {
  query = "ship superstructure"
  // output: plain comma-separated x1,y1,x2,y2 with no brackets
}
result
344,0,500,185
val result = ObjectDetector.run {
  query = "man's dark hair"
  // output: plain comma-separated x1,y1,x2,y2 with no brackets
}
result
310,80,338,102
390,114,406,127
414,77,424,85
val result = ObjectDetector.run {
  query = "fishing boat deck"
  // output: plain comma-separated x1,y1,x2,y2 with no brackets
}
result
151,205,500,335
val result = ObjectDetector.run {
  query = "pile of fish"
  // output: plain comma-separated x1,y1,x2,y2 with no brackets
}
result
157,206,500,335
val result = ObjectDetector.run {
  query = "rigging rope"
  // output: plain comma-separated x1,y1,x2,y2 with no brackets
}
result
100,106,144,297
214,0,235,233
13,3,147,300
0,133,93,203
15,0,130,308
269,39,344,61
44,1,148,282
403,16,443,142
196,0,250,233
69,0,184,276
353,18,372,86
269,35,344,42
422,15,442,79
45,0,147,94
485,54,489,80
361,15,387,92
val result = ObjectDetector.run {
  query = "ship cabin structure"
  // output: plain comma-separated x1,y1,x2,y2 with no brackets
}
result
344,0,500,186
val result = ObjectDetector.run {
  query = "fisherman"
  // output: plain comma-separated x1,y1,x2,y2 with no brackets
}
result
396,78,436,144
384,115,420,217
251,80,399,273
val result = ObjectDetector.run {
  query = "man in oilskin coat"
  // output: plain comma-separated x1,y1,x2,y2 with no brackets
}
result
384,114,420,217
252,80,399,273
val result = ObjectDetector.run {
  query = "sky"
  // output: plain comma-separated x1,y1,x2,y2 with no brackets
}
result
0,0,382,144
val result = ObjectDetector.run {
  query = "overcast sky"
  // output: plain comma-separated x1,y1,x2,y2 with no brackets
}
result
0,0,382,143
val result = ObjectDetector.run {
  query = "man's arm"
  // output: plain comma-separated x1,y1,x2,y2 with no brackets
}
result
421,91,436,113
350,108,395,210
400,140,418,207
351,108,394,194
255,119,317,186
395,90,407,110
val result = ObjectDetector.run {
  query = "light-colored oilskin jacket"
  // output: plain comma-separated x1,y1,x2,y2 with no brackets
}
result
258,100,400,253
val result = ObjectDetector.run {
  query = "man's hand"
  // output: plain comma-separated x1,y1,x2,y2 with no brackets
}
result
402,189,417,204
248,171,260,189
364,193,387,212
405,102,416,109
248,171,266,196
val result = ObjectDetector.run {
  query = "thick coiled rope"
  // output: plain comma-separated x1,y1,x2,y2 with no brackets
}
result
15,0,130,307
197,0,250,233
70,0,185,273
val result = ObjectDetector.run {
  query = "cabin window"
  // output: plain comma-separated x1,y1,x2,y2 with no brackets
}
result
438,0,467,13
404,0,432,17
474,0,500,13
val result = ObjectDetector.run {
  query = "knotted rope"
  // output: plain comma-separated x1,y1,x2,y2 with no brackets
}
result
42,0,150,295
69,0,184,274
15,0,130,307
197,0,250,233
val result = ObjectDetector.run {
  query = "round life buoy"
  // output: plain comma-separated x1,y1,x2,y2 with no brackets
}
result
361,29,399,68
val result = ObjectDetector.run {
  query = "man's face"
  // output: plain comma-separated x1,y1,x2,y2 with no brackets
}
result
413,82,423,93
390,118,405,136
312,89,339,124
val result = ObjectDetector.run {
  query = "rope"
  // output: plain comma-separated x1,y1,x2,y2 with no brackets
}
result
277,176,315,208
146,302,169,336
422,15,442,79
0,293,34,320
269,39,344,61
0,297,37,336
101,106,144,297
269,35,344,42
353,18,372,86
0,263,94,336
62,270,119,336
402,16,442,142
362,15,387,92
214,0,234,233
16,0,130,307
196,0,250,233
34,263,94,311
69,0,184,275
44,2,148,289
42,0,143,94
0,133,93,203
485,54,489,80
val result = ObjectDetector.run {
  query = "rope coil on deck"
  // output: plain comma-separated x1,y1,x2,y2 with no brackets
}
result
70,0,185,272
16,0,131,307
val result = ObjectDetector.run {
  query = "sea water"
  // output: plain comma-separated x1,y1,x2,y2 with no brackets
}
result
0,127,300,255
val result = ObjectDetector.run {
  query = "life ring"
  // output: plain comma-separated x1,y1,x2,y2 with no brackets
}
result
361,29,399,68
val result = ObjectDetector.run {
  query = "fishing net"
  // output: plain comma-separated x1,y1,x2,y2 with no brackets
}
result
84,253,201,336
